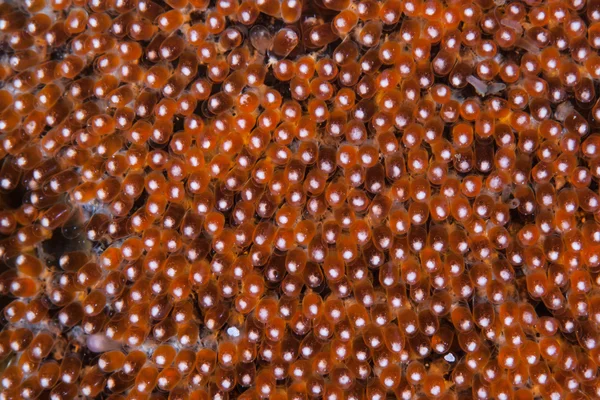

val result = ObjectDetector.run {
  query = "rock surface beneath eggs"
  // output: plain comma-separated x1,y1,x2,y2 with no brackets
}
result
1,0,600,399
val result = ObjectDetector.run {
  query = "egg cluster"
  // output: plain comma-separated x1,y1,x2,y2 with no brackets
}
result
1,0,600,398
